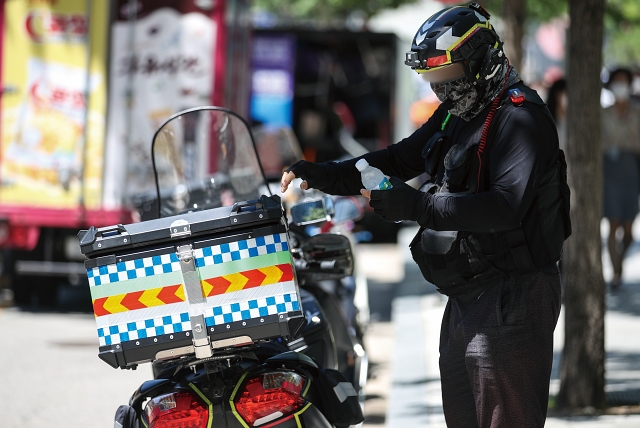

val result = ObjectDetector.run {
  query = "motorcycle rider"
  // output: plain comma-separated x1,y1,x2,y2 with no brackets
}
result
281,3,570,427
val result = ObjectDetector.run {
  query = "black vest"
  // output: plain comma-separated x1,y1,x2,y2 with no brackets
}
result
410,86,571,296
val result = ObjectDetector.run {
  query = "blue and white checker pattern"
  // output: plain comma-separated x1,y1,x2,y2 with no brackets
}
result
194,233,289,268
97,312,191,346
204,293,300,326
87,253,181,287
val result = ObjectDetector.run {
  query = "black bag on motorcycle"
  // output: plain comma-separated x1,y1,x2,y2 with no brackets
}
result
312,368,364,427
114,405,141,428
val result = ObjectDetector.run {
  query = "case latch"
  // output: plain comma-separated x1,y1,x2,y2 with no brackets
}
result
176,244,212,359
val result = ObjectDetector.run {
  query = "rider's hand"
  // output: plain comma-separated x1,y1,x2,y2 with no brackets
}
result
281,160,330,193
364,177,425,223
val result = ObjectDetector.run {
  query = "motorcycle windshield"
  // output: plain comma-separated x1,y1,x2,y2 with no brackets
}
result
152,107,269,218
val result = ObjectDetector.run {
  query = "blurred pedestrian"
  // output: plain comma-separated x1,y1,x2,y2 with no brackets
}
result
546,78,567,150
602,67,640,288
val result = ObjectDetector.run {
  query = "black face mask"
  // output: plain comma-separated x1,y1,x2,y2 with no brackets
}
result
431,76,479,119
430,60,518,121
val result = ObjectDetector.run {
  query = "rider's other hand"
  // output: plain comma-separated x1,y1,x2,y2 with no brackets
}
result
281,160,330,192
368,177,424,223
281,170,296,192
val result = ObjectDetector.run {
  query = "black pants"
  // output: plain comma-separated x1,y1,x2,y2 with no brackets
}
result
439,267,562,428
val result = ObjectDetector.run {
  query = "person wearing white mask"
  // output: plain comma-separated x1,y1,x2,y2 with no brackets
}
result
602,67,640,288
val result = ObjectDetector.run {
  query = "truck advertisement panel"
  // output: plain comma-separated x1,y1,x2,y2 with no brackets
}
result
250,34,295,127
103,0,219,210
0,0,109,212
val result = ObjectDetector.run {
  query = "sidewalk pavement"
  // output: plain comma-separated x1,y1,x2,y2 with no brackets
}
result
362,219,640,427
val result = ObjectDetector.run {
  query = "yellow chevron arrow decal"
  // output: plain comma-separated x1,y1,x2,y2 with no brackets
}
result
93,284,185,317
258,265,284,286
101,295,128,315
201,264,295,298
201,280,214,297
138,289,163,308
223,272,249,293
174,284,186,301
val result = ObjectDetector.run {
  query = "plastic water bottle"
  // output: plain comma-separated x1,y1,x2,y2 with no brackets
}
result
356,159,392,190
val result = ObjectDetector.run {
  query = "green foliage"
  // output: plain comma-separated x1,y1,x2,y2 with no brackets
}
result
482,0,640,67
604,0,640,67
254,0,416,21
479,0,566,22
525,0,567,22
253,0,640,67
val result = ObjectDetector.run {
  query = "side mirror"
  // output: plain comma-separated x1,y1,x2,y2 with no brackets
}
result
290,196,334,225
297,234,354,281
333,196,364,223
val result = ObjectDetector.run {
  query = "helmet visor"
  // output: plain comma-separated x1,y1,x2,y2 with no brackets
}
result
417,62,466,84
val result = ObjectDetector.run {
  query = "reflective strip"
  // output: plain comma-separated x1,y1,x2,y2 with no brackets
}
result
87,253,181,286
415,50,453,74
415,21,492,74
426,54,449,67
201,264,294,297
293,402,313,428
448,21,492,52
197,252,292,283
334,382,358,403
435,27,460,51
302,378,312,398
93,284,185,316
229,372,251,428
89,271,184,299
189,383,213,428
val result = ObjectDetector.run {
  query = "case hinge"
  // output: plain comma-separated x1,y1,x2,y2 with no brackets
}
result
190,314,212,359
170,219,191,238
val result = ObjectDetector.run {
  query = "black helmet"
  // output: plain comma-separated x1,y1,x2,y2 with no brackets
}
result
405,2,502,85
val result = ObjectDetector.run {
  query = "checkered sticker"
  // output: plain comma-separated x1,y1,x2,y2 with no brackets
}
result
204,293,300,326
194,233,289,268
97,312,191,346
87,253,181,287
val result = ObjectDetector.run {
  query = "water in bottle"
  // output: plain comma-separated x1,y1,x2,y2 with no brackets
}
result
356,159,392,190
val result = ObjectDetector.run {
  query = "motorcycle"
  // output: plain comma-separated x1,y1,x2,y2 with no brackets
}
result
251,124,370,400
85,107,366,428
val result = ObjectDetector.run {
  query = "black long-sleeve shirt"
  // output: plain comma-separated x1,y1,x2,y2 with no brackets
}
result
323,83,560,237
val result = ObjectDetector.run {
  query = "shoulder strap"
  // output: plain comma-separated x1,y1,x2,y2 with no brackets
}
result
475,88,507,193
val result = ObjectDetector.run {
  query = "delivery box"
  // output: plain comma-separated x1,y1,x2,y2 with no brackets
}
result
78,195,305,369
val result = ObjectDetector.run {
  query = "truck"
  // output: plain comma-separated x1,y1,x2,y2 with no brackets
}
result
0,0,251,306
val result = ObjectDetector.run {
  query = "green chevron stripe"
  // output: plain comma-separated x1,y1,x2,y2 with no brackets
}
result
88,271,184,300
197,252,292,280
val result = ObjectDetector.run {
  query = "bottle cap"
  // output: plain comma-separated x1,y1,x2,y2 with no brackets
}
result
355,159,369,171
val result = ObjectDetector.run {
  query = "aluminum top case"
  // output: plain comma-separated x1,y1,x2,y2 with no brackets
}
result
78,195,305,369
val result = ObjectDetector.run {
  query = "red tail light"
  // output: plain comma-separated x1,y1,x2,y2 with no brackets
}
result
144,391,209,428
234,371,306,426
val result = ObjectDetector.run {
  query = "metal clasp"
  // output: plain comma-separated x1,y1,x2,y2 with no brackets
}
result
170,219,191,238
177,244,194,263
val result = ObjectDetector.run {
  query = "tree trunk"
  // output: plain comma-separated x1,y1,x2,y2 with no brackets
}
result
501,0,526,71
556,0,606,411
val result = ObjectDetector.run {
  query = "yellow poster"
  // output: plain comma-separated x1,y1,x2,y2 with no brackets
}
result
1,0,109,210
